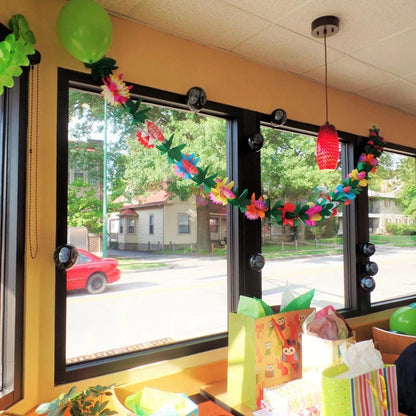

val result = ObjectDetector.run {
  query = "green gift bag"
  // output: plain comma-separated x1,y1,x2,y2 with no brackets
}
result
322,363,399,416
227,308,314,410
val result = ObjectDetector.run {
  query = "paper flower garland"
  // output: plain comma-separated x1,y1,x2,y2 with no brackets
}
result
0,15,36,95
86,58,385,226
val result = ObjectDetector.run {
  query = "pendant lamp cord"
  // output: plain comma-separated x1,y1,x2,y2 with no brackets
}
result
28,63,39,259
324,28,329,123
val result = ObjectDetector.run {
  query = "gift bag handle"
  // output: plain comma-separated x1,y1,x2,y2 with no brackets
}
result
366,374,387,411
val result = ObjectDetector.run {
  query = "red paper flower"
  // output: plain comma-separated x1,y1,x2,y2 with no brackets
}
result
278,202,297,226
136,120,166,148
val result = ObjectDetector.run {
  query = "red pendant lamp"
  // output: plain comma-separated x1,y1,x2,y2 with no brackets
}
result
312,16,340,170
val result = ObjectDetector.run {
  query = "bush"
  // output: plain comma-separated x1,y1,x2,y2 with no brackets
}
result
386,223,416,235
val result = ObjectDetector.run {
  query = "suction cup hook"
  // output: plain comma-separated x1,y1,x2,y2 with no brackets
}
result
248,132,264,151
250,253,265,272
186,86,207,112
364,261,379,276
360,276,376,292
271,108,287,126
360,242,376,257
54,244,79,270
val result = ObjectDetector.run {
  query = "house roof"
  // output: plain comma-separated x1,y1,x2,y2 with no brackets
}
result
119,189,172,210
119,209,138,217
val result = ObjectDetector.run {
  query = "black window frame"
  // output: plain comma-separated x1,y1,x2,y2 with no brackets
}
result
56,68,416,384
0,31,27,407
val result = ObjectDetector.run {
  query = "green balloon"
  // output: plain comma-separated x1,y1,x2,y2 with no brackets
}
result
57,0,113,64
390,306,416,336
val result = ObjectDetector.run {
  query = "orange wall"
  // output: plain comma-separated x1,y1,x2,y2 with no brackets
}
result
1,0,416,413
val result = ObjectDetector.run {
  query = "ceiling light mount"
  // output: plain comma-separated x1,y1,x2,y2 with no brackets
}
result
311,15,340,170
311,15,339,39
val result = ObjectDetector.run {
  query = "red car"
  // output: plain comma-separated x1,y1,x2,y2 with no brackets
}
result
67,249,121,294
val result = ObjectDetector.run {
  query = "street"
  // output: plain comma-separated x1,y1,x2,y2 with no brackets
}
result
66,247,416,360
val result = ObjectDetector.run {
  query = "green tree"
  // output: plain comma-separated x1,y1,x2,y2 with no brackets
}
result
124,107,227,252
397,156,416,220
260,128,341,239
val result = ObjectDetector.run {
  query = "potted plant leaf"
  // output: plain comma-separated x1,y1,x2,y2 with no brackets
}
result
36,384,119,416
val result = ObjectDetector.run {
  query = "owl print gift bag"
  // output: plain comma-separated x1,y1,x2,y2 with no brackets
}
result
227,308,314,410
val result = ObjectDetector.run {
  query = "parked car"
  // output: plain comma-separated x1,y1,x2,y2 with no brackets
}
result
67,249,121,294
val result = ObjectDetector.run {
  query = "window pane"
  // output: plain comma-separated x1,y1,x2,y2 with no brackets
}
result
66,88,228,362
260,127,345,308
369,151,416,303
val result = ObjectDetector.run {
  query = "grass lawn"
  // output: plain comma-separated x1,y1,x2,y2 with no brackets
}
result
370,234,416,247
116,258,167,271
114,235,415,267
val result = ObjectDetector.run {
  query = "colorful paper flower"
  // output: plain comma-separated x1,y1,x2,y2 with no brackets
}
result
305,203,322,226
136,130,154,148
245,193,268,220
146,120,165,143
348,169,369,187
209,178,235,205
101,73,132,105
174,153,199,179
278,202,298,227
358,153,378,173
334,184,357,205
136,121,166,148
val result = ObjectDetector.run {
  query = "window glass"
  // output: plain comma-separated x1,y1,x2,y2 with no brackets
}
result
260,127,345,308
127,218,135,234
0,70,25,407
178,213,190,234
149,214,154,235
65,87,228,364
369,150,416,303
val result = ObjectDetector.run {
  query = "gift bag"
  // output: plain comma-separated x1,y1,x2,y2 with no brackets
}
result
322,363,398,416
263,378,321,416
302,333,355,375
227,308,314,410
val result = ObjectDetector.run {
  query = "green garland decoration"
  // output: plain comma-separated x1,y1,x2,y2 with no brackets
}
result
0,14,36,95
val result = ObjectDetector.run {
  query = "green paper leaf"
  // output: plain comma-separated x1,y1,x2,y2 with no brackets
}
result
85,57,118,80
131,107,151,123
123,98,151,124
156,135,186,163
124,98,141,114
191,166,218,191
228,188,250,211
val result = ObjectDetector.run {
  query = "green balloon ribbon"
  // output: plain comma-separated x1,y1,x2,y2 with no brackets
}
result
0,15,36,95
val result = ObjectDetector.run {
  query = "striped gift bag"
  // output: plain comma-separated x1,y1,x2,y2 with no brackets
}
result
322,363,398,416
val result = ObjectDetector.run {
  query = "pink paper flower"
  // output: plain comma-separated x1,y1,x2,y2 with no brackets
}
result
305,203,322,226
209,178,235,205
101,74,132,105
245,193,268,220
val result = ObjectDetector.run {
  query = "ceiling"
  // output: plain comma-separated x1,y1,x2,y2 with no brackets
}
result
97,0,416,116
